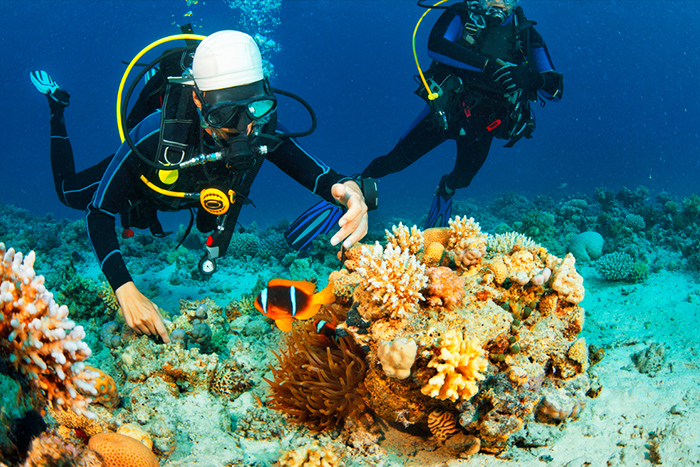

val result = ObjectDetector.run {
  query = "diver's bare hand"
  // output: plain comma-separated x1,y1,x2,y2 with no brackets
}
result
115,281,170,343
330,181,368,248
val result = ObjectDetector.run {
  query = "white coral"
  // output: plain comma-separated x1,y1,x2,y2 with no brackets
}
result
357,243,428,318
0,243,96,417
385,223,424,256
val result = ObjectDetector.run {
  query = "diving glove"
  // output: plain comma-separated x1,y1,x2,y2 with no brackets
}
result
487,61,545,94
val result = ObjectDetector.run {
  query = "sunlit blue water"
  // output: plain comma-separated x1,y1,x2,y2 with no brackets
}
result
3,0,699,229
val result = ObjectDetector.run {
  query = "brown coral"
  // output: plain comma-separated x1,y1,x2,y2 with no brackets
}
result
20,432,102,467
427,409,462,441
209,359,254,399
265,307,368,431
88,432,158,467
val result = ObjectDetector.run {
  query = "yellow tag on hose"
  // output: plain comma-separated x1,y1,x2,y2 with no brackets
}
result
158,170,179,185
200,188,230,215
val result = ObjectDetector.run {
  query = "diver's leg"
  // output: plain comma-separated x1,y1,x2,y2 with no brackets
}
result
31,71,107,210
424,130,493,228
446,130,494,190
361,106,446,179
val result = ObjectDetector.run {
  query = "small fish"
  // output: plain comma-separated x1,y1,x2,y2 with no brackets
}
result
314,317,338,343
254,279,335,332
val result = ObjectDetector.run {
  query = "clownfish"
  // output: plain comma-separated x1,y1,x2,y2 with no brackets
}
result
254,279,335,332
314,317,338,343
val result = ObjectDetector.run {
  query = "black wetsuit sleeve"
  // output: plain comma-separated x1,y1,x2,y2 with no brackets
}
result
265,128,349,205
529,27,564,100
86,112,161,291
427,7,491,72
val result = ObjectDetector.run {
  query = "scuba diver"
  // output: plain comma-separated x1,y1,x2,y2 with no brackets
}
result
363,0,563,228
284,0,563,243
30,30,377,343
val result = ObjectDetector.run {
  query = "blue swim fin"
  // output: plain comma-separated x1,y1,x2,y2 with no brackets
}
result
285,200,344,251
424,179,454,229
30,70,70,107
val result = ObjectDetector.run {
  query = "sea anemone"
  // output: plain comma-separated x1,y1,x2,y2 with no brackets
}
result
264,306,368,432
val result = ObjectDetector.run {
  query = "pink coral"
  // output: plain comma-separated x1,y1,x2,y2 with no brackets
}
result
423,267,466,309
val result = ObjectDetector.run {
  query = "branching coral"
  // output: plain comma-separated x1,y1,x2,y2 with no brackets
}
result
421,330,488,402
355,243,428,318
448,217,487,266
0,244,96,417
385,223,424,256
265,307,368,431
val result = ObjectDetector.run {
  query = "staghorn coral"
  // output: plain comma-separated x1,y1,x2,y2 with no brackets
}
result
88,432,159,467
0,244,97,417
486,232,540,257
595,251,634,281
355,242,428,318
385,222,423,256
265,306,368,432
421,330,489,403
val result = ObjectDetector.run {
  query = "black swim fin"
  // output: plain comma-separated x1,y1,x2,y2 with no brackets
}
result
285,200,344,251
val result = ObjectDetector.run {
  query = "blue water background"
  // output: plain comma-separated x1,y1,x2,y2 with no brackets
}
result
3,0,699,230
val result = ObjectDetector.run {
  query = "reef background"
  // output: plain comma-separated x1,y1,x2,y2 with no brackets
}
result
2,0,700,465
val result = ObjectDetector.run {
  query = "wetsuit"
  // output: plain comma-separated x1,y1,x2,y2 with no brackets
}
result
361,3,563,193
48,103,349,292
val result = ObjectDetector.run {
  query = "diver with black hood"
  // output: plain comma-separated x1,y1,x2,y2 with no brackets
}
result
30,30,377,343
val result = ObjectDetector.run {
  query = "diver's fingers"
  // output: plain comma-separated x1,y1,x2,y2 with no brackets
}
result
154,313,171,344
333,211,368,248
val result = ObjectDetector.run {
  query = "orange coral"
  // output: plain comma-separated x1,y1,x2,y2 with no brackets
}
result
86,366,120,408
489,259,509,285
88,432,159,467
328,269,362,304
423,242,445,267
423,227,451,247
423,267,466,309
48,406,104,437
422,330,488,402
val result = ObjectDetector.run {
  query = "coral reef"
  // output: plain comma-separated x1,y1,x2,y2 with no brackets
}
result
285,217,593,454
0,244,97,417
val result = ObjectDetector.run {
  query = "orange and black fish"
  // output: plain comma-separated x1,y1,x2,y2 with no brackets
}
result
314,317,339,343
254,279,335,332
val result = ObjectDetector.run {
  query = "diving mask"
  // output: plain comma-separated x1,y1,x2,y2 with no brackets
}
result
202,96,277,129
